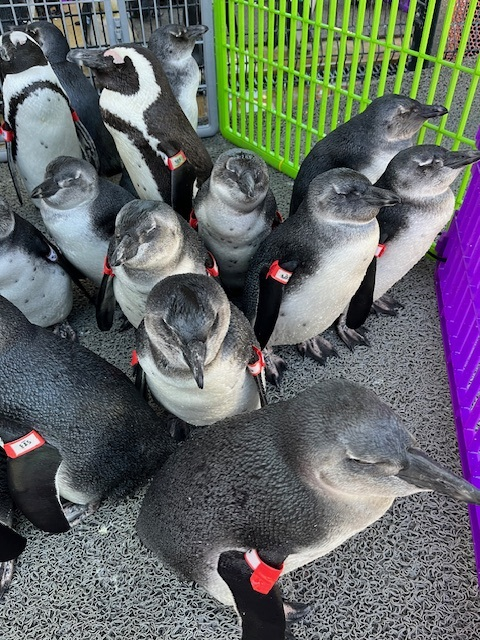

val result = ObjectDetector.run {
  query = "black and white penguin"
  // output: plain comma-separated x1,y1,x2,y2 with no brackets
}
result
22,20,122,177
0,31,97,204
97,199,217,330
243,168,399,384
0,197,73,329
136,378,480,639
135,273,264,427
148,23,208,130
31,155,134,286
193,148,279,293
289,94,448,215
67,44,213,219
0,295,175,588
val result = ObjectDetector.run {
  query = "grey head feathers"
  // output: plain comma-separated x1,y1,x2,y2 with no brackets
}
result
148,23,208,62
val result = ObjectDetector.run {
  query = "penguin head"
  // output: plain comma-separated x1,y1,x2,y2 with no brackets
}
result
148,23,208,62
304,168,400,223
0,30,47,76
143,274,231,388
30,157,99,209
379,145,480,199
111,201,186,274
211,149,270,210
0,199,15,241
21,21,70,64
366,95,448,143
299,380,480,504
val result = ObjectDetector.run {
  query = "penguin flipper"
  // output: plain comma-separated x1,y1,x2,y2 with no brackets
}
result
160,148,197,220
0,523,26,563
217,550,286,640
133,362,148,401
96,271,116,331
345,256,377,329
5,134,23,206
253,260,299,350
74,116,100,173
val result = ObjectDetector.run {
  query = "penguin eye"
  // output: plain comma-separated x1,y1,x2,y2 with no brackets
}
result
58,178,74,187
347,455,375,466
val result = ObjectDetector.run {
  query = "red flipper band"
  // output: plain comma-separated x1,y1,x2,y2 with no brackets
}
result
206,251,219,278
3,430,46,459
189,209,198,230
71,110,80,122
0,123,14,143
375,243,386,258
103,255,114,277
244,549,284,594
247,346,265,377
266,260,293,284
272,210,284,229
131,350,139,366
167,150,187,171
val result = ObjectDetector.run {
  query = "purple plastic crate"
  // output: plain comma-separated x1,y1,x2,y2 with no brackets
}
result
435,127,480,585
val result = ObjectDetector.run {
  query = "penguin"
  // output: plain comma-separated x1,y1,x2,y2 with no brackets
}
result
0,31,98,204
21,20,122,177
193,148,280,293
97,199,218,331
0,197,74,329
136,378,480,639
135,273,265,427
289,94,448,216
242,168,400,385
30,155,135,286
66,44,213,219
0,294,175,588
147,23,208,130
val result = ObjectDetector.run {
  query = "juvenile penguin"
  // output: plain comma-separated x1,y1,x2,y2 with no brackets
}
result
0,197,73,328
193,149,279,292
67,44,213,218
0,295,175,587
97,199,217,330
22,21,122,177
0,31,97,203
289,94,448,215
243,168,399,384
136,273,264,427
31,155,135,285
148,23,208,130
136,379,480,639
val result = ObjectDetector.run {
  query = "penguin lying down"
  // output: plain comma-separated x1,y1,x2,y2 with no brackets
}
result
0,296,175,597
136,379,480,640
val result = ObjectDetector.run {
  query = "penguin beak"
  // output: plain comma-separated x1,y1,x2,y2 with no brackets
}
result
182,340,206,389
238,172,256,198
397,448,480,504
363,186,401,207
185,25,209,39
30,179,59,199
417,104,449,119
110,237,137,267
443,149,480,170
66,48,113,70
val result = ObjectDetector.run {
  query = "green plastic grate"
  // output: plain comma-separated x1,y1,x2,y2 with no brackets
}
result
214,0,480,207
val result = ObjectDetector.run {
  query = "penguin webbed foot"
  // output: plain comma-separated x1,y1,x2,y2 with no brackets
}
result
283,600,313,622
119,314,134,332
296,335,338,365
166,415,192,442
52,320,77,341
0,559,15,600
263,348,288,388
336,316,370,351
62,500,99,527
372,294,404,316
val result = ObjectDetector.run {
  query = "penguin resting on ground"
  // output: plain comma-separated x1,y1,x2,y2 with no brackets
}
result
243,168,399,385
289,94,448,215
96,199,218,331
135,273,265,427
21,20,122,177
31,156,134,286
148,23,208,130
67,44,213,219
193,148,279,293
0,295,175,593
136,378,480,640
0,31,98,204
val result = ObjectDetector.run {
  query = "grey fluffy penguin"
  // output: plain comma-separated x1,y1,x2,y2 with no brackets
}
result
67,44,213,219
0,295,175,589
148,23,208,130
136,379,480,639
98,200,215,330
289,94,448,215
0,197,73,328
243,168,399,384
193,148,279,292
21,21,122,177
136,273,264,427
31,156,134,285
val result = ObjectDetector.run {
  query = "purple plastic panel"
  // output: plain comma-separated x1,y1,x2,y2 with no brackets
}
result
435,127,480,585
